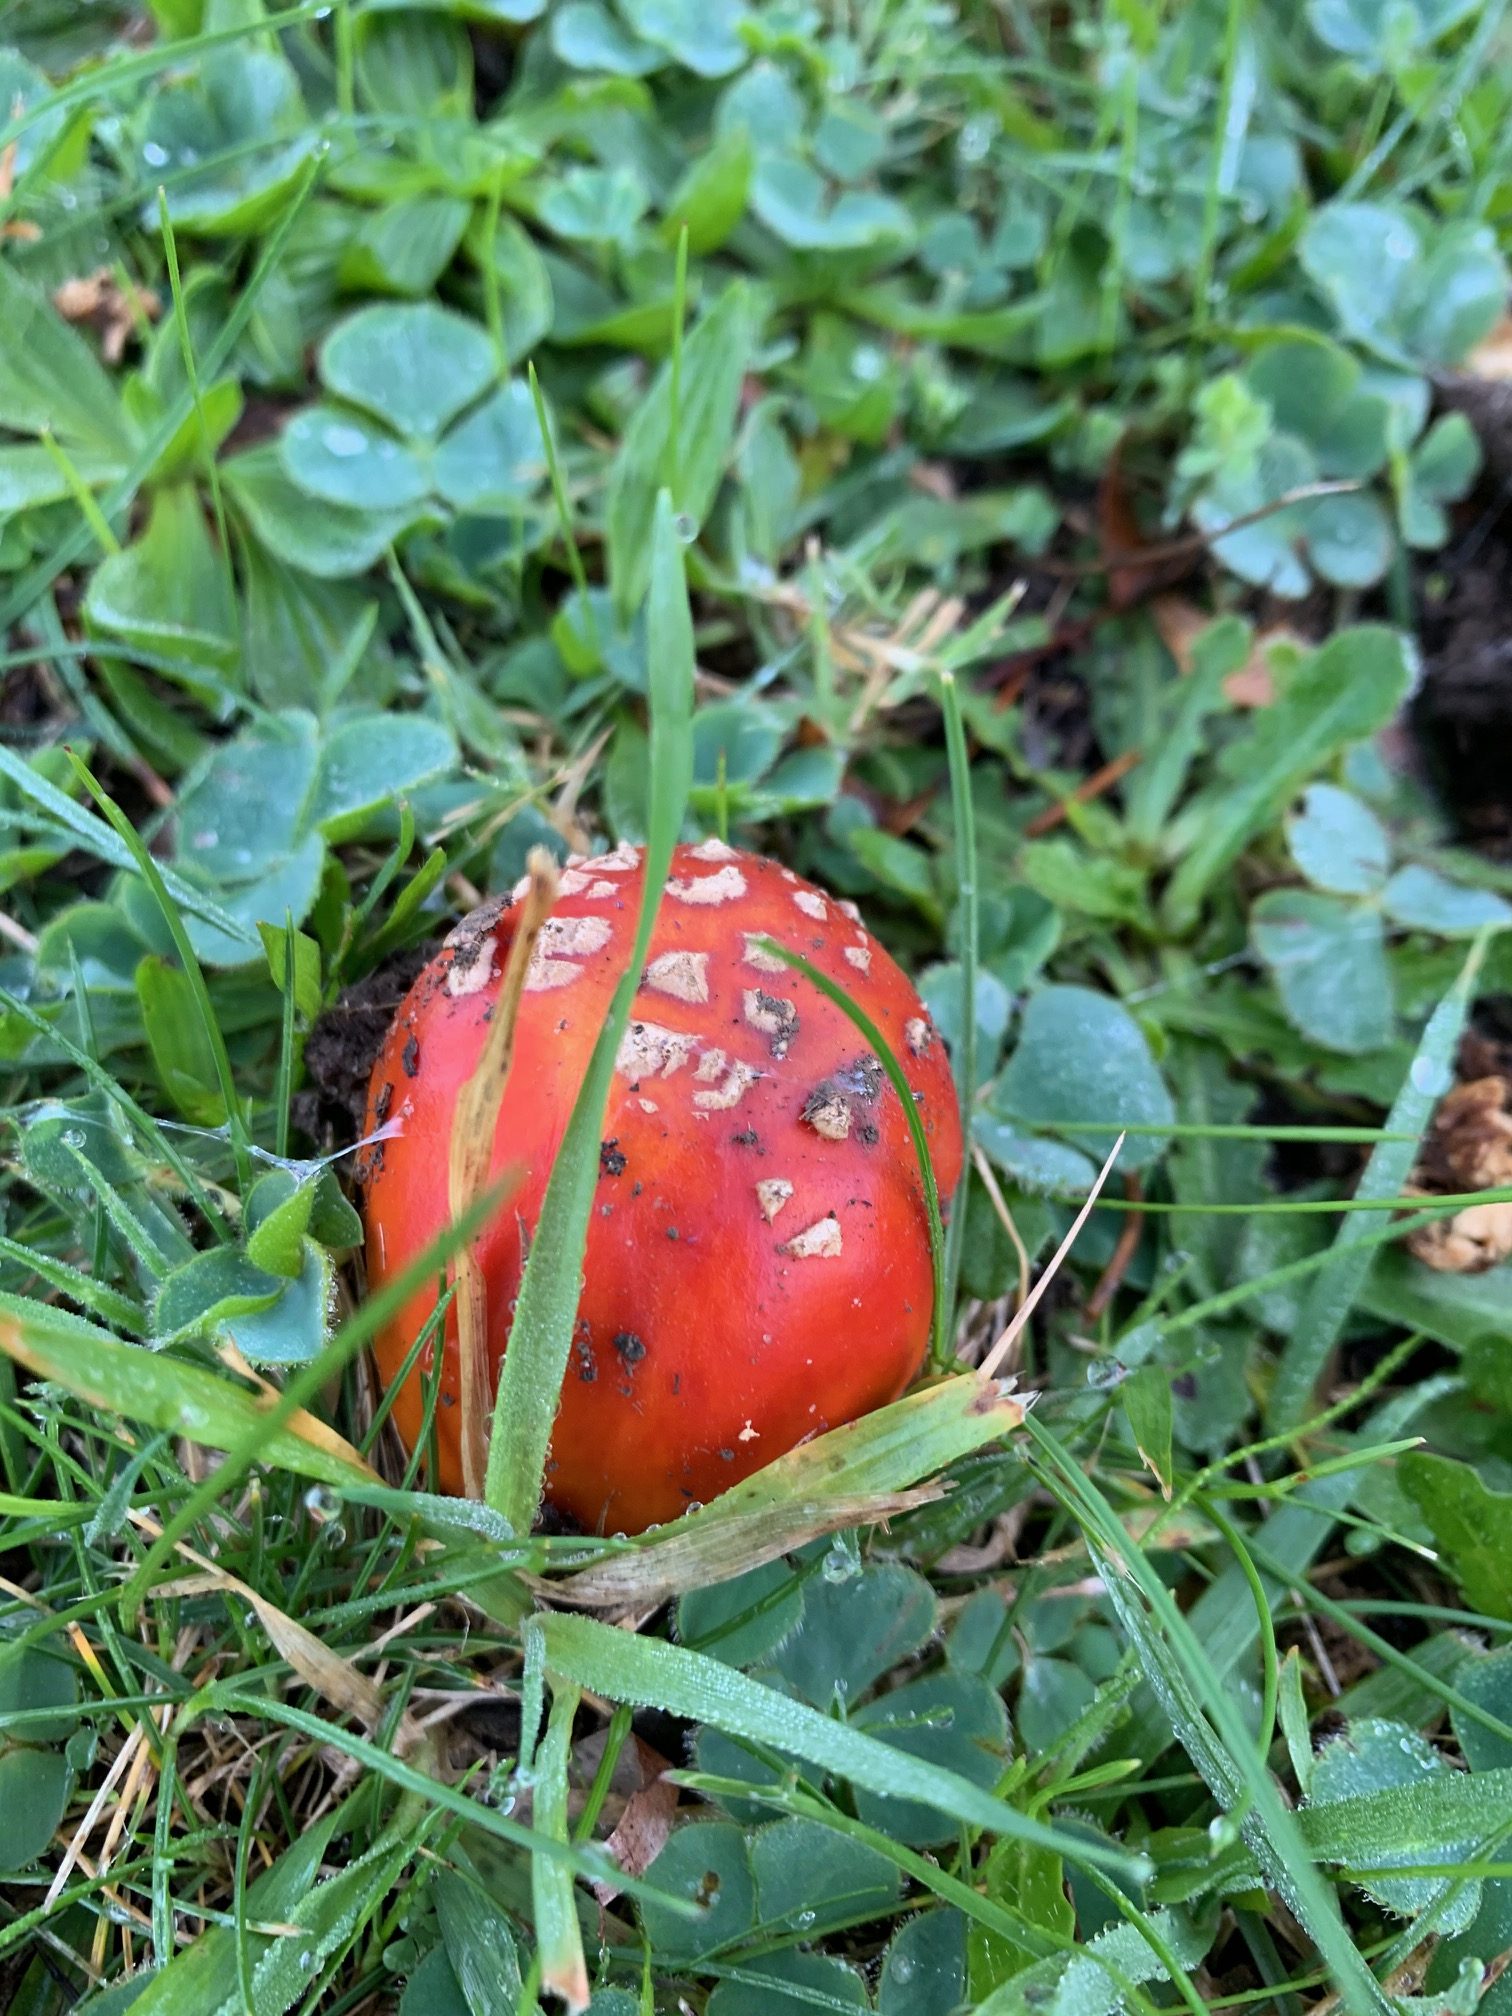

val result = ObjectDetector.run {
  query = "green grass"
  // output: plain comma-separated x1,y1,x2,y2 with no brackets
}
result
4,2,1512,2014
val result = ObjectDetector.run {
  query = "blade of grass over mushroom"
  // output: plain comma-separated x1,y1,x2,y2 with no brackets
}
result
485,491,695,1532
540,1613,1146,1878
1022,1413,1394,2016
533,1682,591,2014
545,1374,1025,1606
115,1176,523,1614
754,938,949,1366
448,847,560,1499
939,667,977,1329
1269,933,1487,1431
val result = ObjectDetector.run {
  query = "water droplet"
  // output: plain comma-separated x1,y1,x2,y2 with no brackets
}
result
142,141,169,169
957,116,992,163
891,1955,915,1983
1086,1359,1124,1391
793,1909,816,1929
192,828,218,850
821,1537,860,1583
673,511,697,544
852,344,885,383
1411,1056,1452,1097
62,1128,86,1149
322,422,369,459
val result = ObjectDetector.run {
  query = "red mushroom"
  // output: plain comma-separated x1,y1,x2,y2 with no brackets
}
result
361,840,963,1534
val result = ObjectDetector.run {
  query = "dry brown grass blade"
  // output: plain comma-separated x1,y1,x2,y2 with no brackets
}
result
541,1484,946,1610
448,846,560,1497
978,1132,1125,1381
970,1143,1031,1316
128,1510,404,1738
216,1340,379,1479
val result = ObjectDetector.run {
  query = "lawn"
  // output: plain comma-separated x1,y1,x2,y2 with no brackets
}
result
3,1,1512,2012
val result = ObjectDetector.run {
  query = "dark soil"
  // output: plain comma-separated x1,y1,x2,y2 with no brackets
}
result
1414,374,1512,850
295,943,433,1150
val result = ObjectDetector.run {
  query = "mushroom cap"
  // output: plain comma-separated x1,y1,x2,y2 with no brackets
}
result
361,840,963,1534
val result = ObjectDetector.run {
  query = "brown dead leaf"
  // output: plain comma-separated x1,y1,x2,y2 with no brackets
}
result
543,1484,945,1611
908,459,958,503
590,1738,678,1906
53,268,161,365
1408,1200,1512,1273
1415,1076,1512,1190
1404,1074,1512,1273
1468,312,1512,384
1148,594,1213,675
1149,592,1303,705
1100,444,1159,610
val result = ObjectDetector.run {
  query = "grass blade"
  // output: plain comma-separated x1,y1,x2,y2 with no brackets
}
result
484,490,695,1530
449,851,557,1498
755,937,950,1366
545,1373,1025,1607
540,1612,1146,1880
939,667,977,1331
0,1304,374,1490
1268,934,1486,1430
1023,1412,1393,2016
0,743,254,950
533,1682,590,2012
68,751,254,1190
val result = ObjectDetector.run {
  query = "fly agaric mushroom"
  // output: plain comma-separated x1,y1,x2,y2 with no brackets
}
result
361,840,962,1534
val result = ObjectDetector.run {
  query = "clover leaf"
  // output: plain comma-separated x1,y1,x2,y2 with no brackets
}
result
279,303,542,524
1251,890,1394,1055
1299,203,1508,366
1184,336,1444,597
141,47,316,237
0,1642,80,1877
171,708,458,968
